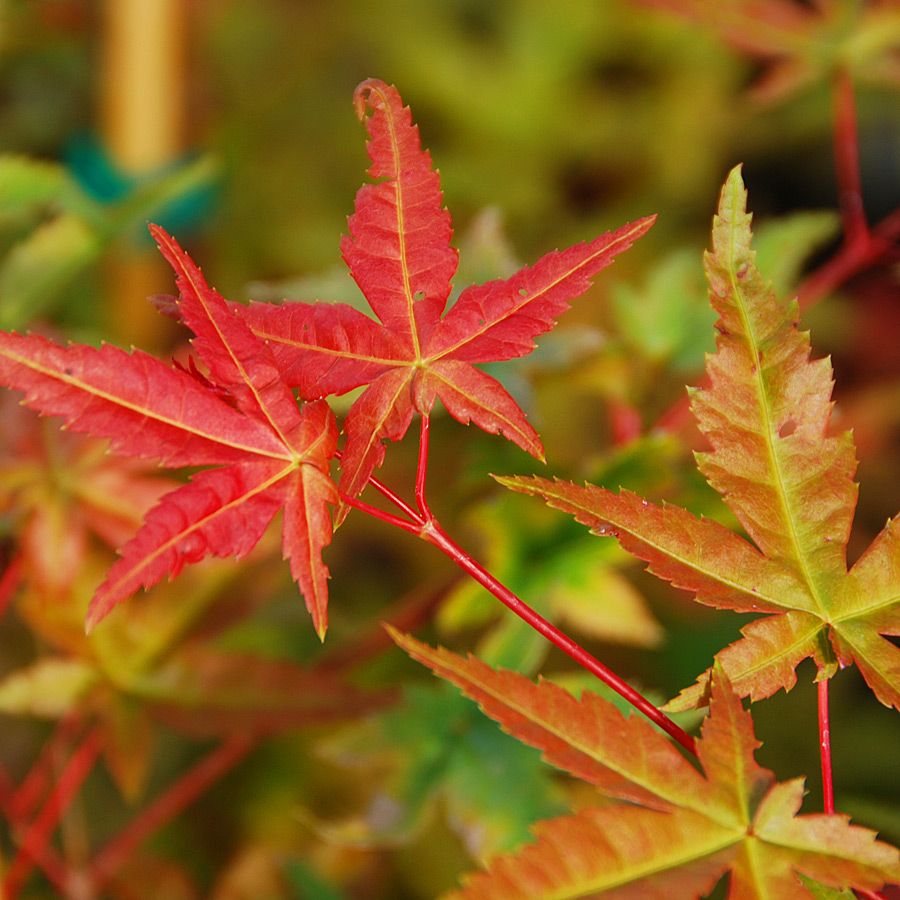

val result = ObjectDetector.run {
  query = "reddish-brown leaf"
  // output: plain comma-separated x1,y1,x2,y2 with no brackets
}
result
393,633,900,900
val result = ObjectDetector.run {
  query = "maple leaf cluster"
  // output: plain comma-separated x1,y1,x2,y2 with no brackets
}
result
0,79,649,638
383,166,900,900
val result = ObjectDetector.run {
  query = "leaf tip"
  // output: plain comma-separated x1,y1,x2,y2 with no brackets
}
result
352,77,392,121
83,602,103,636
718,163,748,216
311,607,329,643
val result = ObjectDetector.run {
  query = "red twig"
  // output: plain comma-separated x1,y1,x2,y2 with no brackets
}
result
0,552,23,623
345,414,698,757
416,413,430,511
818,678,834,815
89,734,254,889
3,726,103,900
8,713,86,822
831,65,869,254
422,515,697,756
341,493,424,534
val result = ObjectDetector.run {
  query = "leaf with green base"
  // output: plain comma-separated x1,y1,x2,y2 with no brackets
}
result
500,165,900,714
390,629,900,900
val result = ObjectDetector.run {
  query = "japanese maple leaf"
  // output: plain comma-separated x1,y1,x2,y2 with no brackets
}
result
237,79,653,507
391,628,900,900
0,228,338,637
500,165,900,713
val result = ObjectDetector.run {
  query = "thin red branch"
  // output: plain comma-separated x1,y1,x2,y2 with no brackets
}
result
3,726,103,900
8,713,86,822
340,492,424,534
421,516,697,756
0,552,23,623
818,677,834,815
347,418,698,755
89,735,254,889
831,65,869,254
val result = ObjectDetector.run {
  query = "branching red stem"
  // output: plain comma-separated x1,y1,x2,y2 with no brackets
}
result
0,552,23,623
416,413,430,511
8,713,86,822
3,726,103,900
89,735,254,888
348,415,697,757
341,492,424,534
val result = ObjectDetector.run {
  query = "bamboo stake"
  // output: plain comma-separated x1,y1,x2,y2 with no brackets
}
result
100,0,186,348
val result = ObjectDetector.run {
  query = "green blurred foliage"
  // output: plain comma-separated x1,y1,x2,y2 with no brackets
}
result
1,1,900,898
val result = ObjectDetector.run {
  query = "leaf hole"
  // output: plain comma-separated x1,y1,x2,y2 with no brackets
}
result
518,287,528,297
778,419,797,438
413,291,426,302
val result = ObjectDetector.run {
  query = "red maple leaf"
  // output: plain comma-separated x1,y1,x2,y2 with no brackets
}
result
0,79,650,637
238,79,654,506
0,229,338,637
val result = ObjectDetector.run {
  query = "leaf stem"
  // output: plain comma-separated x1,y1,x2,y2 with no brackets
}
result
89,735,254,888
817,677,834,815
7,713,87,822
363,470,426,527
422,515,697,755
346,415,697,757
341,492,424,534
831,65,869,254
0,552,23,623
416,413,430,511
3,726,103,900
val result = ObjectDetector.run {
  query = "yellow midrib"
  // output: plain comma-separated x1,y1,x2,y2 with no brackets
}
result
3,346,292,462
723,182,827,619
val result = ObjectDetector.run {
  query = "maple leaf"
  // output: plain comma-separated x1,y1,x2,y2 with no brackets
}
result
0,228,339,637
499,164,900,713
237,79,654,507
390,629,900,900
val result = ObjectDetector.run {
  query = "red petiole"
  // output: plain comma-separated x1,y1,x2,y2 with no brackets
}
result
341,415,697,757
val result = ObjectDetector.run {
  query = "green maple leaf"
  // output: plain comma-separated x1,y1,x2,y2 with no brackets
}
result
499,165,900,713
315,680,566,860
390,628,900,899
